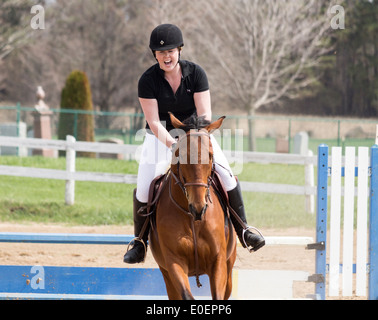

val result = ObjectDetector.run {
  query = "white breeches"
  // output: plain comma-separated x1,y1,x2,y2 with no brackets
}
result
136,133,237,203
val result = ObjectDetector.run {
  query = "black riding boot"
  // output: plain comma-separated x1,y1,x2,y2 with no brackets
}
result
228,181,265,252
123,190,149,264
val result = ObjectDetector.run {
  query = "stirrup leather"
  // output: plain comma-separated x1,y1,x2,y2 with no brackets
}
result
126,237,147,263
242,226,265,253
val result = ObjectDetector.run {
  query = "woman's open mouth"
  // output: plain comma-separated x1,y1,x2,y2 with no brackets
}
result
164,60,173,67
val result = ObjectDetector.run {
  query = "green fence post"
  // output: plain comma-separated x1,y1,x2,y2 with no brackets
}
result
74,112,78,139
337,120,341,147
16,102,21,137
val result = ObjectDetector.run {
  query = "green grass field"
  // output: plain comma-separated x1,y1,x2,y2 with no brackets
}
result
0,156,316,228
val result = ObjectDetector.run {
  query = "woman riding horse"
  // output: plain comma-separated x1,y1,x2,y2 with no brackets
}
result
123,24,265,264
150,113,236,300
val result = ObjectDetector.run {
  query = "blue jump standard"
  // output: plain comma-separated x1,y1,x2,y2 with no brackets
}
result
315,144,378,300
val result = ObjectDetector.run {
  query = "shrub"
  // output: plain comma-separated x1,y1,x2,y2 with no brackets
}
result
58,70,95,157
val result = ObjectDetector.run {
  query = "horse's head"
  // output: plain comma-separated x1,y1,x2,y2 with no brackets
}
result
169,112,225,221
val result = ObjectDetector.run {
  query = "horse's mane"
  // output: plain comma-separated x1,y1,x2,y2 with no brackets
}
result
179,113,210,132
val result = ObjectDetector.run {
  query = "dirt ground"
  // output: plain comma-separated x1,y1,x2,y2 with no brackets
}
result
0,222,321,299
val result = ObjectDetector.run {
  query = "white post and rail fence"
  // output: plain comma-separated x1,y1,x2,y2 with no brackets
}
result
1,133,378,299
0,135,316,211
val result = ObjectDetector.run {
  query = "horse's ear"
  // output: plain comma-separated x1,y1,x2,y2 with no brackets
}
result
205,116,225,133
169,112,184,129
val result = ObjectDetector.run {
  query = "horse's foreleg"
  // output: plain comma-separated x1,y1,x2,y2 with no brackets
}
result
224,271,233,300
224,246,237,300
209,257,228,300
166,263,194,300
159,267,183,300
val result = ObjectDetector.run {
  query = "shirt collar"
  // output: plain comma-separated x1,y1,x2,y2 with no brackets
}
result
180,60,190,78
156,60,190,79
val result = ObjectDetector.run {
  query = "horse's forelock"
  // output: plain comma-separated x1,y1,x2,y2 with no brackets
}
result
180,114,210,132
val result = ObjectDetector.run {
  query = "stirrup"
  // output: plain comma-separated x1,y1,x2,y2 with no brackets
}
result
126,237,147,263
242,226,265,253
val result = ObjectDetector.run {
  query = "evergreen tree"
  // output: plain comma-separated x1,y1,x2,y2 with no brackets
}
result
58,70,95,157
328,0,378,116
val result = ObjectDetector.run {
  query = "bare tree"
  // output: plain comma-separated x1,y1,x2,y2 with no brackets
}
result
195,0,335,150
135,0,203,57
48,0,141,112
0,0,40,99
2,0,338,143
0,0,36,60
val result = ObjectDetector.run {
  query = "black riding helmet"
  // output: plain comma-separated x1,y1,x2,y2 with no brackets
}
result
149,24,184,52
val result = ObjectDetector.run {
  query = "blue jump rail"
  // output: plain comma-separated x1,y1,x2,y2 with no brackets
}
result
0,233,213,300
0,266,211,300
0,233,134,245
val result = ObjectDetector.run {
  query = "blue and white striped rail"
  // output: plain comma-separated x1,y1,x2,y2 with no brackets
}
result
0,265,310,300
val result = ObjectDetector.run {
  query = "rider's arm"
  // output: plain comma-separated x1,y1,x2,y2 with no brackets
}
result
194,90,212,121
139,97,176,149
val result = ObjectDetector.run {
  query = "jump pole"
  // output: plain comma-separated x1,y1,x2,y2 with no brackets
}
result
315,144,328,300
369,125,378,299
369,144,378,300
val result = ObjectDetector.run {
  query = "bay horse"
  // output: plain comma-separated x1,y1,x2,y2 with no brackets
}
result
149,113,237,300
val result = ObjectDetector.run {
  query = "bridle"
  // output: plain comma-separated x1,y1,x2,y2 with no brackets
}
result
169,130,213,210
168,129,214,288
